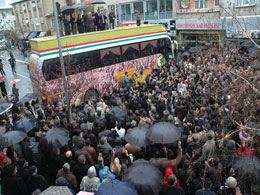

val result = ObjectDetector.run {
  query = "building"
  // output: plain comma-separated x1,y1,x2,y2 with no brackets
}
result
11,0,81,38
11,0,49,38
175,0,223,47
220,0,260,45
0,0,15,31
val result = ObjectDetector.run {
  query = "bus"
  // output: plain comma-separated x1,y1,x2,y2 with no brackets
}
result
29,25,173,105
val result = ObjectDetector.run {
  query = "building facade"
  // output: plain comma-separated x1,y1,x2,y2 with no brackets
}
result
0,0,15,31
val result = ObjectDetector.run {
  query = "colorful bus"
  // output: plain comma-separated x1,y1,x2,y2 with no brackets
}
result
29,25,173,105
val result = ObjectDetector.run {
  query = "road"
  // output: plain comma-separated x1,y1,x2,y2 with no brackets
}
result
0,50,33,99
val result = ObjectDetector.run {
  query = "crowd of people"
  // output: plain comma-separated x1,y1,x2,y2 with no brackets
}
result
0,45,259,195
61,9,116,36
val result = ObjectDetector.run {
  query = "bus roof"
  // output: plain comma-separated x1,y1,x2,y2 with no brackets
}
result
30,24,168,57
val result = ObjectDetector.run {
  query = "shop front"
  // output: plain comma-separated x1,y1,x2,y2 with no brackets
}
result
176,19,224,47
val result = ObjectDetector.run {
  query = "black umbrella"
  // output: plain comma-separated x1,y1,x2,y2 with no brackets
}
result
77,4,91,10
95,179,138,195
16,93,37,106
46,127,69,137
0,99,7,104
146,122,181,144
106,106,128,127
0,103,13,115
0,131,27,148
13,118,36,133
61,5,75,14
124,127,150,147
91,0,106,4
181,51,191,57
122,162,163,195
241,40,254,48
233,155,260,184
44,130,70,148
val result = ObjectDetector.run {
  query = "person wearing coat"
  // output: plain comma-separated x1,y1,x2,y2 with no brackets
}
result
26,166,49,194
76,14,84,33
97,136,112,166
80,166,100,192
63,14,71,35
2,165,28,195
12,83,19,101
56,163,77,191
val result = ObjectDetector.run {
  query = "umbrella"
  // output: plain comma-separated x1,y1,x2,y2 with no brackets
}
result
46,127,69,137
241,40,254,48
16,93,37,106
0,131,27,148
124,127,150,147
12,118,36,133
233,155,260,184
181,51,191,57
0,103,13,115
91,0,106,4
106,106,128,128
122,162,163,195
248,49,260,58
189,48,198,52
40,186,73,195
61,5,76,14
10,79,20,85
77,4,91,10
44,130,70,148
146,122,181,144
0,99,7,104
95,179,138,195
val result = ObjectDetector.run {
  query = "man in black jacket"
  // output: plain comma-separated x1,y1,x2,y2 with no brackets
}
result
160,174,185,195
2,165,28,195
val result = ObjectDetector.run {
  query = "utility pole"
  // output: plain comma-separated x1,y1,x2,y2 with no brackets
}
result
52,0,72,124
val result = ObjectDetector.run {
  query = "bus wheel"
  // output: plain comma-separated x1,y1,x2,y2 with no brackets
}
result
84,89,99,102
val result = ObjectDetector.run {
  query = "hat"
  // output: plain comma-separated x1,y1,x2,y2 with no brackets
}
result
29,165,37,175
168,115,174,122
226,176,237,188
56,176,69,186
63,163,70,172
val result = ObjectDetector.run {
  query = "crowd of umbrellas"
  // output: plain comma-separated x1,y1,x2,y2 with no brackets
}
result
0,93,260,194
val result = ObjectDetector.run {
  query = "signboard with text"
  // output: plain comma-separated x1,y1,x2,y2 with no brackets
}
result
176,19,221,30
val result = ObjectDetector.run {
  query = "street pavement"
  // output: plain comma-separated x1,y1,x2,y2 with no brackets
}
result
0,49,33,100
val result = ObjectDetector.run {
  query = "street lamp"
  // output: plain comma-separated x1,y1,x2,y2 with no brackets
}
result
52,0,72,123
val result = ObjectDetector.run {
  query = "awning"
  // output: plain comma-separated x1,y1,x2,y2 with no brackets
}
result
23,32,30,38
38,31,46,37
28,32,37,39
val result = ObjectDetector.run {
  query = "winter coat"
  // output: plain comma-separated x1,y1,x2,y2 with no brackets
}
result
80,166,100,191
56,169,77,190
163,167,180,187
97,142,112,165
2,174,28,195
26,174,49,194
72,163,90,190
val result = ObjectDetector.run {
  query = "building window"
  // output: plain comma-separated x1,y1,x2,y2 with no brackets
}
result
27,2,31,11
120,4,131,22
214,0,219,6
37,0,42,9
195,0,209,9
146,0,158,20
32,1,36,10
159,0,173,19
35,18,40,25
30,18,34,24
40,17,44,24
237,0,256,6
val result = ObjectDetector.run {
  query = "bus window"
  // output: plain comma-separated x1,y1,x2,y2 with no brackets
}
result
122,43,140,61
90,50,101,70
101,46,121,67
42,58,62,81
73,52,92,73
141,40,158,57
